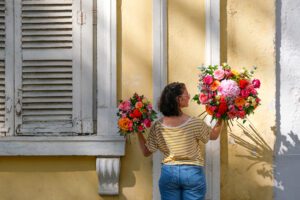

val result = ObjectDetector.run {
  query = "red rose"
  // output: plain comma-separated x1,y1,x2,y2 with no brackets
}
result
132,109,142,118
218,101,228,115
239,79,249,89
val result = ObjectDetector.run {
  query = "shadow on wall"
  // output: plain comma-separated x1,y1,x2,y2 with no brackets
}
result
274,131,300,200
229,120,274,180
230,120,300,199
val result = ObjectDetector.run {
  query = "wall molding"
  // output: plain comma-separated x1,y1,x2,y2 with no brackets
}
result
205,0,221,199
153,0,167,199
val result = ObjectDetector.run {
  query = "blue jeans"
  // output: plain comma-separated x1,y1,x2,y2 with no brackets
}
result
159,164,206,200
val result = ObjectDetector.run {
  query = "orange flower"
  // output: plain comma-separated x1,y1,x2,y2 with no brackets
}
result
135,101,143,109
206,105,214,115
235,97,246,107
210,80,220,91
118,117,132,131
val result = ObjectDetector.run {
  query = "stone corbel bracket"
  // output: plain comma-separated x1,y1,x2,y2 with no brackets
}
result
0,136,125,196
96,157,120,195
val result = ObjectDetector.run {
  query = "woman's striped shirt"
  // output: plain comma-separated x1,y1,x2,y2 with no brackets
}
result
145,117,212,166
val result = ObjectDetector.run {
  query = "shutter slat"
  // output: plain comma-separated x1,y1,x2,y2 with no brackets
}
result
22,12,72,17
22,97,72,103
23,73,72,79
22,0,72,4
23,67,72,73
23,36,72,42
22,18,72,24
23,30,72,36
22,43,72,49
23,85,72,91
23,115,72,122
23,103,72,109
22,122,73,128
22,6,72,12
23,110,72,116
22,24,72,30
22,91,72,97
23,79,72,85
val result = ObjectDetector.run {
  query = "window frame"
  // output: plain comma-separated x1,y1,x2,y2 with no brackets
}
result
0,0,125,195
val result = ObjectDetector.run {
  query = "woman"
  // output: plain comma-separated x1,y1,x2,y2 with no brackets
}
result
137,82,223,200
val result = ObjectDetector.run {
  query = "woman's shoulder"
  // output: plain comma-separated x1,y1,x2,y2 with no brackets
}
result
188,116,206,125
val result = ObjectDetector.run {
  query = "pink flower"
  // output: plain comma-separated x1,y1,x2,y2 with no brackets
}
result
252,79,261,88
213,69,225,80
118,100,131,111
238,110,246,119
203,75,213,85
240,89,250,98
199,93,209,104
224,70,233,78
256,97,261,103
143,119,151,128
246,85,257,95
138,125,144,132
218,80,240,98
227,110,237,119
147,104,153,110
216,113,222,118
250,89,257,95
128,121,133,128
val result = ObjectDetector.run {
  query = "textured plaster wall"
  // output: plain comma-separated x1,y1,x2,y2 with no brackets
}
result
275,0,300,199
0,1,153,200
168,0,206,116
119,0,153,199
221,0,276,200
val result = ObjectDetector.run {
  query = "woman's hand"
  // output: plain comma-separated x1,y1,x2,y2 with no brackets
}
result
210,119,223,140
137,132,152,157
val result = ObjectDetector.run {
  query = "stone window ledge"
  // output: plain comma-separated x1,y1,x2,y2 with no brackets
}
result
0,135,126,195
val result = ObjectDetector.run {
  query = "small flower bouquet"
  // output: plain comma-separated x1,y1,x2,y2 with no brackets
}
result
193,63,261,122
117,93,157,135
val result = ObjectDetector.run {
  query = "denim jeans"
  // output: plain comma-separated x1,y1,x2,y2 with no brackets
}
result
159,164,206,200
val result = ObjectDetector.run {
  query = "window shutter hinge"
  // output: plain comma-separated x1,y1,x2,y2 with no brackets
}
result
77,11,86,25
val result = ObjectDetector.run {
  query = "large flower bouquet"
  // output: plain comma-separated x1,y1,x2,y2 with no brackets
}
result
193,63,261,121
117,93,157,135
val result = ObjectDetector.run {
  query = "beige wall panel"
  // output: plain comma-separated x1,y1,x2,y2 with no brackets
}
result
168,0,206,116
221,0,276,200
119,0,153,200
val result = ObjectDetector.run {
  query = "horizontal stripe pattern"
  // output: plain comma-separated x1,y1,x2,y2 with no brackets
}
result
146,117,212,166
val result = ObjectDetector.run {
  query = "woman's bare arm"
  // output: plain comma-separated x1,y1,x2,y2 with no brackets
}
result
137,132,152,157
210,119,223,140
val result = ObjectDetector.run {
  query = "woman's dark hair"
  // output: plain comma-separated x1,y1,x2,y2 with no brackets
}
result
158,82,186,116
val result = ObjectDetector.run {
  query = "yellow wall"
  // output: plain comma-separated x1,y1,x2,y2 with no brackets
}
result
119,0,153,199
0,0,276,200
221,0,276,199
168,0,206,116
0,0,153,200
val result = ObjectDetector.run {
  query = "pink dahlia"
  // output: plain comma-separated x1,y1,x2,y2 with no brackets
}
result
218,80,240,98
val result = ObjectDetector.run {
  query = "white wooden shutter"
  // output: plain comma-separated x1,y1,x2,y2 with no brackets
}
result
0,0,14,136
0,0,5,135
14,0,93,136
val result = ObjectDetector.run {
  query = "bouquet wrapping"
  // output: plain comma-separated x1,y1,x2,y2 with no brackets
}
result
117,93,157,135
193,63,261,122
